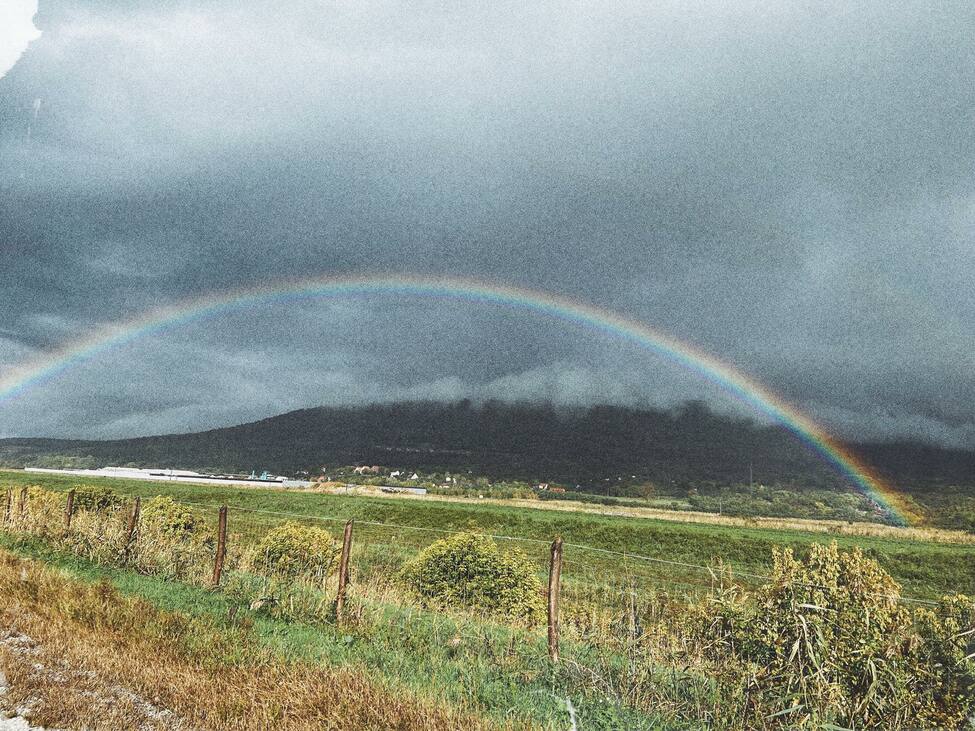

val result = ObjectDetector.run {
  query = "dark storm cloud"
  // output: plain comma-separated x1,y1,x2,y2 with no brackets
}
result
0,0,973,444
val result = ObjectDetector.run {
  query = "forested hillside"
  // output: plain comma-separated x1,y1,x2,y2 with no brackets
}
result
3,401,973,496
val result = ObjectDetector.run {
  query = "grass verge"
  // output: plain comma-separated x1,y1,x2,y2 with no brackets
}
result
0,536,676,730
0,545,521,730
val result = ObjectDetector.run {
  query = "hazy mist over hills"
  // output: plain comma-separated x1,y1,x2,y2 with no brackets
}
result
3,400,973,492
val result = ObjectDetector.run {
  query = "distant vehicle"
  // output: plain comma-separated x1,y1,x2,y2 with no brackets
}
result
379,486,428,496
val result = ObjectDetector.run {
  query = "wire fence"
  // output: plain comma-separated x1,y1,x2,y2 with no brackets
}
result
170,496,940,607
5,480,972,731
0,479,945,660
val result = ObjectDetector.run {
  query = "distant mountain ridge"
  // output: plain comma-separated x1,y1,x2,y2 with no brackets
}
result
1,400,973,490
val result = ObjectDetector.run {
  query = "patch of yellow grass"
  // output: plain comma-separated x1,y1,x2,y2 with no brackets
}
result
0,550,503,731
323,486,975,545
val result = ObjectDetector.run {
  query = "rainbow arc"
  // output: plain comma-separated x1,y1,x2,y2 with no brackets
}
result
0,274,917,525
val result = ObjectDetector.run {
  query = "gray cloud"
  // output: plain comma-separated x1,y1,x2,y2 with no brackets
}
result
0,0,973,446
0,1,41,80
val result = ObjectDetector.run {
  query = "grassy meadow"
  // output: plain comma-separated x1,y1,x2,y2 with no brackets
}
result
0,548,502,730
5,469,973,600
1,468,974,729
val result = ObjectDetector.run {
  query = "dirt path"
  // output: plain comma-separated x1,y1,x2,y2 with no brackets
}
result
0,712,42,731
0,629,182,731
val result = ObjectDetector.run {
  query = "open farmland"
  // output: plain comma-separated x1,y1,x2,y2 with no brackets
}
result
1,468,974,729
4,469,973,600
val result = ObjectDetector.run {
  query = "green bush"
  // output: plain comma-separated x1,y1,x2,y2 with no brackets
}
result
909,594,975,728
141,496,197,536
256,521,338,581
398,532,544,623
691,542,975,728
72,484,122,512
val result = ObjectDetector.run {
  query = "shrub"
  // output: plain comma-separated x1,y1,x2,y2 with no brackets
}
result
691,542,975,728
21,487,64,537
256,522,338,581
398,532,544,623
909,594,975,728
130,498,210,581
72,484,122,512
140,496,197,536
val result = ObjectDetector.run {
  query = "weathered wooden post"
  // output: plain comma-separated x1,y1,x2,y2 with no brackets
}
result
547,536,564,663
64,489,75,530
627,586,639,642
3,489,11,525
18,486,28,522
211,506,228,587
123,496,141,559
335,519,354,623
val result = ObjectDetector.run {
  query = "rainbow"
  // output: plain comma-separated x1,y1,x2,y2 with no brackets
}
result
0,273,916,524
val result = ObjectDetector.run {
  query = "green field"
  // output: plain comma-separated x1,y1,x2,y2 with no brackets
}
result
2,468,974,729
5,469,973,600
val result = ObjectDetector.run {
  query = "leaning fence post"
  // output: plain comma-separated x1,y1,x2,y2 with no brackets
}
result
64,489,75,530
548,536,564,664
18,486,27,521
3,489,11,525
211,506,228,587
123,496,141,559
335,519,354,623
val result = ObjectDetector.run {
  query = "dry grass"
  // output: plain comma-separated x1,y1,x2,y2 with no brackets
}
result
0,550,504,731
327,486,975,545
0,632,181,731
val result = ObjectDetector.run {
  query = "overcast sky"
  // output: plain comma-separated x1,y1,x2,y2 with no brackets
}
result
0,0,973,446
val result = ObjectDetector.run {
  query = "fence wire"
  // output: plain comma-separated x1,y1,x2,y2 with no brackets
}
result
170,497,940,606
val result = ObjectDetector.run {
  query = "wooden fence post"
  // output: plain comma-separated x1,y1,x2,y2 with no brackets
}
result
211,506,228,587
3,489,10,526
548,536,564,664
123,496,141,559
335,519,354,623
18,486,27,521
64,489,75,530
